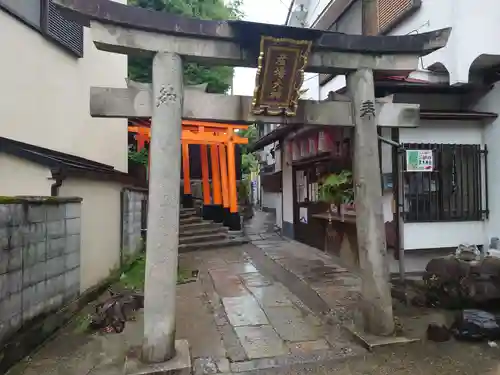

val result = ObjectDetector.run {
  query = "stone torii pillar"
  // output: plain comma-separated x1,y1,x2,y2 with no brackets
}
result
53,0,451,363
143,52,183,363
348,68,393,335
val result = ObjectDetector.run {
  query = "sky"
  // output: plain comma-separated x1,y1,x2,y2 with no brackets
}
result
231,0,293,96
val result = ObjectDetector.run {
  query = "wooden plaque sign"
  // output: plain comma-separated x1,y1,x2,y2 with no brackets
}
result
252,36,312,116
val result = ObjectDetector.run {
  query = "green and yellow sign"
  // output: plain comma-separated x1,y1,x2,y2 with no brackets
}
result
252,36,312,116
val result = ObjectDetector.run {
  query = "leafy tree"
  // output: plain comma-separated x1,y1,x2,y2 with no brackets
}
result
128,145,149,165
128,0,243,94
238,124,259,176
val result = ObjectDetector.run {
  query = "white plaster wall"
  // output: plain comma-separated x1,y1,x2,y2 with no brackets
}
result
399,120,483,145
305,0,332,27
0,155,52,196
262,191,279,211
399,121,486,250
403,222,485,250
473,82,500,246
319,76,346,99
59,179,122,292
388,0,500,84
0,0,128,172
301,73,321,100
334,0,362,33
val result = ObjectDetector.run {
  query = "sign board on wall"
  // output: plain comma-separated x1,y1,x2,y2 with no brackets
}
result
406,150,433,172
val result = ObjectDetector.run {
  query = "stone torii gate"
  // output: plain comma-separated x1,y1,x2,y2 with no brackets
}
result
54,0,450,370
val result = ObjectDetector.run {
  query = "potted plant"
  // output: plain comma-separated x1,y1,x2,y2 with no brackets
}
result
318,170,354,223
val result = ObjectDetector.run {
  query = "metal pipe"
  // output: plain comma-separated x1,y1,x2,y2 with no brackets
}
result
378,135,401,148
50,170,64,196
391,129,405,284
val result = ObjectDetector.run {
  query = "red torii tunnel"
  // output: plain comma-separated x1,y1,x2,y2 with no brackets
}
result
128,119,248,230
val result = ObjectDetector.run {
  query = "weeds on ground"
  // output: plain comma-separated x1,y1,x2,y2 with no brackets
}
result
74,256,196,333
118,256,195,290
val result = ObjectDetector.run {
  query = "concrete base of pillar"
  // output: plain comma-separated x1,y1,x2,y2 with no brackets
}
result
182,194,194,208
202,204,224,223
344,324,419,351
125,339,191,375
223,209,241,231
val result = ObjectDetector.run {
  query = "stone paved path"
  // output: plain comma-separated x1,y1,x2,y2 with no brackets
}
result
179,245,365,374
8,210,500,375
7,241,363,375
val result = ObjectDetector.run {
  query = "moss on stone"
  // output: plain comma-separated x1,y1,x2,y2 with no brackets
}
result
0,196,82,205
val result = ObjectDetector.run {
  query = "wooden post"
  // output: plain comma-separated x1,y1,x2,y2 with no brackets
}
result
136,133,148,151
347,68,395,336
210,145,222,205
227,130,238,214
219,145,230,209
200,144,211,205
142,51,183,362
182,142,191,195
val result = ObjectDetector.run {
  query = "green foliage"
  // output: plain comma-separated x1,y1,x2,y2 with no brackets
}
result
118,256,194,290
128,0,243,93
238,177,251,204
239,125,258,154
241,153,258,176
128,146,149,166
318,170,354,208
239,124,259,177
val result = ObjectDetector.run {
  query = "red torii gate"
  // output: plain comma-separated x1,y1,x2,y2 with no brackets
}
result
128,119,248,229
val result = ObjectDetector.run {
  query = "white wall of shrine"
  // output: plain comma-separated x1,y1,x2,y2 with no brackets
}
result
0,0,128,172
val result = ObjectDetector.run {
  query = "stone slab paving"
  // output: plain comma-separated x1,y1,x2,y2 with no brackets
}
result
7,237,363,375
181,246,364,373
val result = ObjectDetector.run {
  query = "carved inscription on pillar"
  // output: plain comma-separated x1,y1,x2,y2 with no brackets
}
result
360,100,376,119
252,36,312,116
156,85,177,107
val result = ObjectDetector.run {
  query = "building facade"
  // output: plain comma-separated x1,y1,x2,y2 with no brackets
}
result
0,0,136,292
273,0,500,258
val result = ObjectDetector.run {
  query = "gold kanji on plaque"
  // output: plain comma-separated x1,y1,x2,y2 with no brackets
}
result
252,36,312,116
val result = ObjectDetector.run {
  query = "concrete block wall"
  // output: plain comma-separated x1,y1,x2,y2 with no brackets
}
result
0,197,82,345
121,189,147,261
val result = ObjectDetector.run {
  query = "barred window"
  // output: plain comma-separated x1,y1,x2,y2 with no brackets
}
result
43,0,84,57
402,143,487,222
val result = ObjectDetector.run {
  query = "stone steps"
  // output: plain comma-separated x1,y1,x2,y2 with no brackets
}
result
178,238,248,253
180,207,196,215
176,207,246,251
179,211,197,219
179,226,227,238
179,221,224,233
179,232,228,245
179,216,202,225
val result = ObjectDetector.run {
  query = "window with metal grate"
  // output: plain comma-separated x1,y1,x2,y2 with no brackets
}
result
401,143,488,223
43,0,84,58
